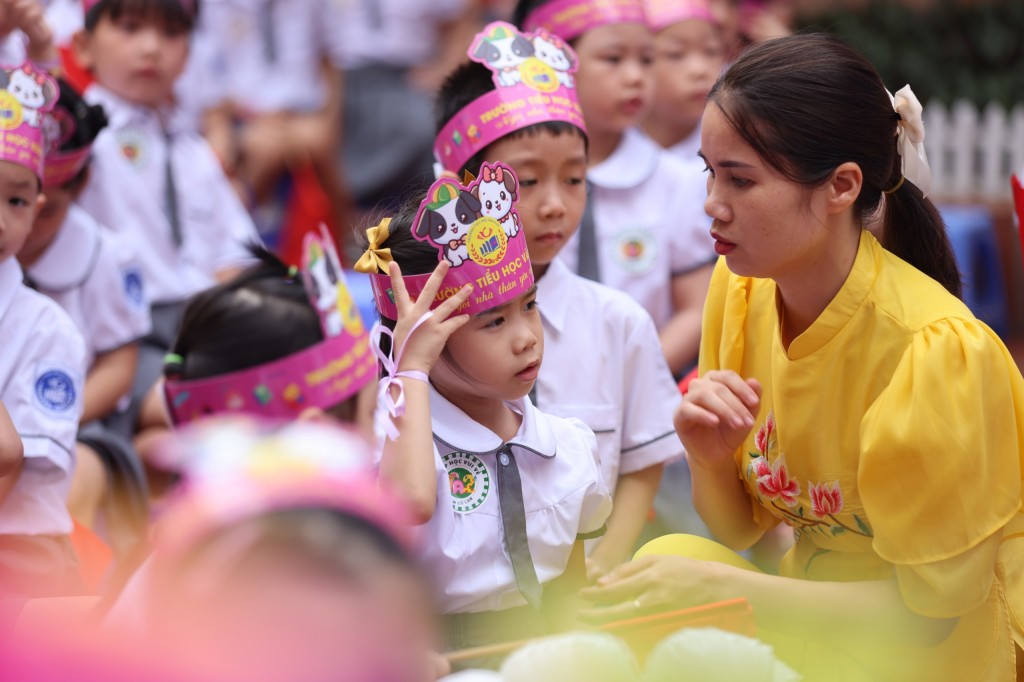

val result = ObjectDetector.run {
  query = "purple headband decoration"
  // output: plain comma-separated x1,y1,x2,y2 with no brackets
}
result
434,21,586,174
523,0,648,42
644,0,715,32
0,63,58,179
163,226,376,425
82,0,195,17
362,161,534,320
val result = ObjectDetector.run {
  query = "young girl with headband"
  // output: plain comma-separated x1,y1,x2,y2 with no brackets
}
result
512,0,716,377
581,34,1024,681
433,21,685,578
356,166,612,659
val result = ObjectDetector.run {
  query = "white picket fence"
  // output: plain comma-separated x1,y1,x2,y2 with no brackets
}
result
924,101,1024,202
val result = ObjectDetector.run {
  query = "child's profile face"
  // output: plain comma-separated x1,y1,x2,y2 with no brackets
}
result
0,161,43,262
573,22,655,138
19,184,74,265
431,287,543,405
74,12,190,108
650,20,725,134
484,130,588,273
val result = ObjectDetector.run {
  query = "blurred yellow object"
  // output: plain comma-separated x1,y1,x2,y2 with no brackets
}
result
634,534,762,574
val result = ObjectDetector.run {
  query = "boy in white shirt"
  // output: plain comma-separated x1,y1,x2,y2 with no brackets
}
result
72,0,259,455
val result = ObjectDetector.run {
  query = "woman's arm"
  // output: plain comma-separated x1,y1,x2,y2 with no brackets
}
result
658,263,713,375
587,464,664,579
580,554,957,648
0,401,24,506
82,344,138,424
376,261,471,524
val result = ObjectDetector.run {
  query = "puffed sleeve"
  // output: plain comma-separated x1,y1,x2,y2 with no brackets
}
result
859,318,1024,618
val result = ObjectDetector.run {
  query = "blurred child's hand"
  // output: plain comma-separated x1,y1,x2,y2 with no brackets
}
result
4,0,52,50
387,260,471,376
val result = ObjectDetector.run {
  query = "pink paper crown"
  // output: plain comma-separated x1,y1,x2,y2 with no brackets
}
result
369,162,535,319
153,417,413,561
82,0,195,16
0,63,58,179
434,20,586,174
645,0,715,31
523,0,648,42
164,227,376,424
42,97,91,189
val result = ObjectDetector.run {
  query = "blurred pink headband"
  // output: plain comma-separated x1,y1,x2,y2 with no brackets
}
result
82,0,195,17
644,0,715,32
164,227,375,424
434,21,586,174
523,0,648,42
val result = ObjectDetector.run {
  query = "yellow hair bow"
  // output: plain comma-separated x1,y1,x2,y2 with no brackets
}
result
354,218,394,274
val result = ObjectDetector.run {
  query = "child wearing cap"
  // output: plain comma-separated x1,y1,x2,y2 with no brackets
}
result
0,62,88,598
641,0,724,167
433,21,685,578
356,169,612,657
512,0,716,376
17,77,151,551
71,0,260,458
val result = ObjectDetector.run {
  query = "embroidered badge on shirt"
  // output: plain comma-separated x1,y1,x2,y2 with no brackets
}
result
613,228,658,276
122,266,145,309
33,366,79,419
116,128,149,169
442,451,491,513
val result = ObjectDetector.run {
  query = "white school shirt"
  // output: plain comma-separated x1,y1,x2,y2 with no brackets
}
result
192,0,331,115
77,85,259,305
385,387,612,615
25,205,152,370
0,259,85,536
559,127,715,330
668,124,702,167
535,258,683,495
325,0,466,69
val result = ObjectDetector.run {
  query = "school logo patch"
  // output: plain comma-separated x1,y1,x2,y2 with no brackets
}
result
122,267,145,308
466,217,508,267
116,128,149,168
33,368,78,418
612,228,658,276
0,91,23,130
442,451,490,513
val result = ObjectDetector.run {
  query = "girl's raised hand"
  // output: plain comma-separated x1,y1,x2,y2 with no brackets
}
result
674,370,761,470
388,260,472,375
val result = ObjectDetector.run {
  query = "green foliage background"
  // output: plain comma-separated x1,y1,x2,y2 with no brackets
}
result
797,1,1024,106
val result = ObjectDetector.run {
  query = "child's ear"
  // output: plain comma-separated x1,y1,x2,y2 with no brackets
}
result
34,191,46,219
72,29,95,72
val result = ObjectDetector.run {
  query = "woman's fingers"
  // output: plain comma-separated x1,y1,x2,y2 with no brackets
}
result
702,370,761,408
577,600,648,624
685,379,756,430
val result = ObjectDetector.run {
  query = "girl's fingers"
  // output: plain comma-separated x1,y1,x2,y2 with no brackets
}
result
432,283,473,321
438,313,471,336
414,261,452,310
387,261,410,308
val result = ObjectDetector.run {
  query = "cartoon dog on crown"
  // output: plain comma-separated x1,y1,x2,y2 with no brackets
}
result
472,22,535,88
473,164,521,238
1,64,58,128
532,32,575,87
415,180,482,267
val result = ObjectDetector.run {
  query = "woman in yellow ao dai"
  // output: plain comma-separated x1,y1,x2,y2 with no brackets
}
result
580,34,1024,682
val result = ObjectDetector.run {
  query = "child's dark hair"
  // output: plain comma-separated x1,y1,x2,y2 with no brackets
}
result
84,0,200,33
511,0,553,33
436,60,588,178
708,34,961,297
53,78,108,189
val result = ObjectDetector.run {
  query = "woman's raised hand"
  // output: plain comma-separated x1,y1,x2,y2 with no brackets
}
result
674,370,762,469
387,260,472,375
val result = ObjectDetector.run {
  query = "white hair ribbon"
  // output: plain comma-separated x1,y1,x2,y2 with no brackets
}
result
886,85,932,198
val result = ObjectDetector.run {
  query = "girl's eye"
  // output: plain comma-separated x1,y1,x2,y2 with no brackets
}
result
485,316,505,329
519,178,538,187
525,298,539,312
702,163,714,177
566,176,584,186
9,197,28,207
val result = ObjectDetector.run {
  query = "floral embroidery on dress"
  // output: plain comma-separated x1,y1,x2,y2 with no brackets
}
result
747,411,872,538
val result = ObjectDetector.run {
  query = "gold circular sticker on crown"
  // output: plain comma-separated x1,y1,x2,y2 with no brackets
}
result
519,57,559,94
467,217,508,267
0,92,24,131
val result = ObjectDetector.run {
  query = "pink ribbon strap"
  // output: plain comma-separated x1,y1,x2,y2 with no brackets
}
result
370,312,433,441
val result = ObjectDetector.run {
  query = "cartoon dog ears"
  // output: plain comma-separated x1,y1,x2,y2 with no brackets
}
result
415,190,483,241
